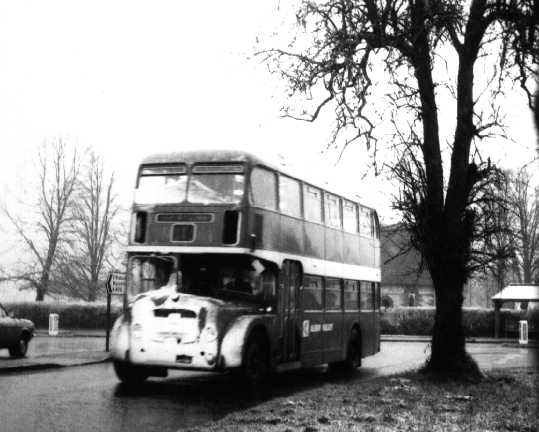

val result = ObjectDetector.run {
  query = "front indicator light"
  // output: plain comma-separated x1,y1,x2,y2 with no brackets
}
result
199,325,218,344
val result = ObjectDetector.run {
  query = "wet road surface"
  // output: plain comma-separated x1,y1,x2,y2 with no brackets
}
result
0,341,535,432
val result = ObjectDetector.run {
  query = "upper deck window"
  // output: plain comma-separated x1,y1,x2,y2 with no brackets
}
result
303,185,322,223
324,193,341,228
359,206,372,237
250,167,277,210
343,200,358,233
190,164,244,204
134,163,245,205
279,175,301,218
136,164,188,204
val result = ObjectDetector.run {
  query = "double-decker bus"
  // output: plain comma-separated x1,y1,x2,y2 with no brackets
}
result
111,150,381,386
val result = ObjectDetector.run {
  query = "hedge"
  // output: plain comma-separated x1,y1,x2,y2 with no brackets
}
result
3,301,123,330
381,307,539,337
3,301,539,336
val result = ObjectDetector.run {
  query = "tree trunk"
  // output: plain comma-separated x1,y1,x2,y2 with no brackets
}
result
36,272,49,302
429,275,465,370
423,224,482,379
88,278,98,302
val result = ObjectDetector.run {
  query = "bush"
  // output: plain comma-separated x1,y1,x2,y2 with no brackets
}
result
3,301,123,329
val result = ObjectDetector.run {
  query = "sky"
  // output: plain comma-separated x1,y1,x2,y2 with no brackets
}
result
0,0,537,228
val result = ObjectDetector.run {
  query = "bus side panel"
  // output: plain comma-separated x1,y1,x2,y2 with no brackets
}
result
303,222,324,259
374,239,381,269
300,310,324,366
323,310,344,363
359,237,375,267
257,210,281,251
280,215,304,256
325,228,343,263
359,311,376,357
343,232,361,265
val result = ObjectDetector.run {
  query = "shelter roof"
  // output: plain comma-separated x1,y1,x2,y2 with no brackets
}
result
491,284,539,302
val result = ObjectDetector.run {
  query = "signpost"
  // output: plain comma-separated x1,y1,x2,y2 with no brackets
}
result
105,271,126,352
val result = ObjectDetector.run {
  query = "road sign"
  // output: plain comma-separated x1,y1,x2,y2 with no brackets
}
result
106,271,126,295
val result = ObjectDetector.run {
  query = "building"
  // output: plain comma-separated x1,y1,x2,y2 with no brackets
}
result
381,224,492,308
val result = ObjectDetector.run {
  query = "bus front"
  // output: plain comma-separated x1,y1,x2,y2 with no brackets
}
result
110,154,277,384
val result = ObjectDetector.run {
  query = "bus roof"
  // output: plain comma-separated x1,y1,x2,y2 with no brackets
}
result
140,149,376,212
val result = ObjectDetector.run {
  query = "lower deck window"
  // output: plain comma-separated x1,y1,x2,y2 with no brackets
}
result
344,280,359,310
302,275,323,310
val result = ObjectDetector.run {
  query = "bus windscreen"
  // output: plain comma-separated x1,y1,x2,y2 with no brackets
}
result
135,165,244,205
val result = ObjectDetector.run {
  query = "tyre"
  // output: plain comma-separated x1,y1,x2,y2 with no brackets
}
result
329,328,361,373
9,337,28,358
113,360,149,385
242,333,269,388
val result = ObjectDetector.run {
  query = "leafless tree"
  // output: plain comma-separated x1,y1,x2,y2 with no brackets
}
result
470,170,515,292
2,139,79,301
55,151,119,301
509,167,539,284
261,0,538,378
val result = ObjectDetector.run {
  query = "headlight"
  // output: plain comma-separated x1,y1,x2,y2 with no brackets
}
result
199,325,218,344
132,323,143,339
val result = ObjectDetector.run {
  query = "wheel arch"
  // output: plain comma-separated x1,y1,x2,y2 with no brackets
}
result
20,328,33,341
219,315,273,369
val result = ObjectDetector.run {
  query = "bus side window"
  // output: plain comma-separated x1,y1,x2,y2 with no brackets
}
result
250,167,277,210
359,281,373,310
324,193,342,228
302,275,323,310
279,175,301,217
325,278,342,311
343,280,359,310
303,184,322,223
359,206,372,237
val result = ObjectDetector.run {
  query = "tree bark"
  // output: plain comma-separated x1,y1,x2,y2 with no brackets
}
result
423,225,481,378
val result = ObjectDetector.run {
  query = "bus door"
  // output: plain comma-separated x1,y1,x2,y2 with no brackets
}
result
299,274,324,365
280,260,302,362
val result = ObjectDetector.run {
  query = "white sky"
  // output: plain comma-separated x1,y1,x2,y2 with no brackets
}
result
0,0,537,227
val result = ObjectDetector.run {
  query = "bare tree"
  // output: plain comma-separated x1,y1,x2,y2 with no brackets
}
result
476,171,516,292
509,167,539,283
2,139,79,301
261,0,538,377
55,151,119,301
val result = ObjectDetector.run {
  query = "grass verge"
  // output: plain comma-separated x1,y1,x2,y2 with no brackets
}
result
187,367,537,432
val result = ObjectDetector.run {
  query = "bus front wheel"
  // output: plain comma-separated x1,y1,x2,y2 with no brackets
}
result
242,333,269,388
113,360,149,385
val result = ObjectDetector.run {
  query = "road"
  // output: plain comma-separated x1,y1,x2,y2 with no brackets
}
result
0,342,536,432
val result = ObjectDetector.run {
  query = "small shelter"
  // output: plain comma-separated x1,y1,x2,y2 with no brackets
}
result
491,284,539,338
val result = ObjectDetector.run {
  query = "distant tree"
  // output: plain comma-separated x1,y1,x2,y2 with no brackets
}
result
479,172,516,292
262,0,538,378
2,139,79,301
55,151,119,301
508,167,539,284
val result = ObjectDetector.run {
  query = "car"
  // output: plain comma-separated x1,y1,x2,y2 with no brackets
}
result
0,303,35,358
